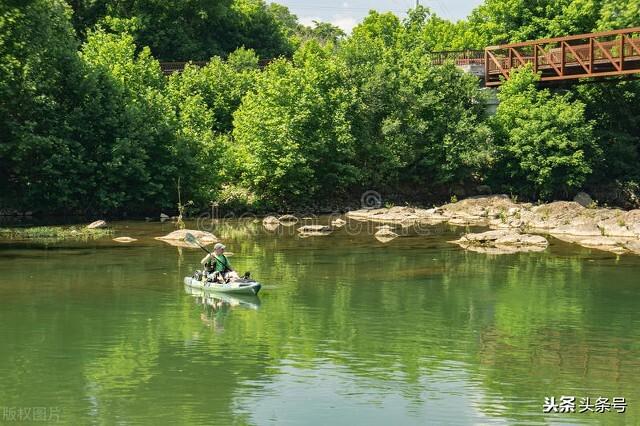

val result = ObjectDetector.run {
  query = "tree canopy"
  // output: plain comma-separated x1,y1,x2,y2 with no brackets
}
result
1,0,640,214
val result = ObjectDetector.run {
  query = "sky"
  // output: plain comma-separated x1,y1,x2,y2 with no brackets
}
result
267,0,485,33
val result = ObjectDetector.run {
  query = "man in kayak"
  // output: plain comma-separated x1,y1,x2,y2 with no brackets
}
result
205,243,238,283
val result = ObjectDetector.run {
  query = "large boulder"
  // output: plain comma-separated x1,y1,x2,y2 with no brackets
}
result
476,185,492,195
573,191,594,207
155,230,217,247
263,216,280,225
87,220,107,229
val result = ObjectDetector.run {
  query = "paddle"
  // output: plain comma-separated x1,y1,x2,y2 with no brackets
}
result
184,232,211,255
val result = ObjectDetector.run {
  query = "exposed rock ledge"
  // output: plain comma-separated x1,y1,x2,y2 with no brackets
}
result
346,195,640,255
450,230,548,254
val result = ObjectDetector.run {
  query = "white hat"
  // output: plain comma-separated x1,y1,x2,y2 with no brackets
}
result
214,243,226,250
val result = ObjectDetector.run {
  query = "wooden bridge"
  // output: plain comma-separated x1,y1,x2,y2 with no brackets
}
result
160,27,640,86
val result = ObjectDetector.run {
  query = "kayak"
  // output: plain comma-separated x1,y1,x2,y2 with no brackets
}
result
184,285,261,310
183,276,262,295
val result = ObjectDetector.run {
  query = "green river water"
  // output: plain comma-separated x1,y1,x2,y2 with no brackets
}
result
0,219,639,425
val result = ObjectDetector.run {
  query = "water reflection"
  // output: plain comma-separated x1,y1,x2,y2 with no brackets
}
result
0,219,639,424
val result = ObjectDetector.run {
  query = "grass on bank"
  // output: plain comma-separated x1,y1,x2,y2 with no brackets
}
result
0,226,113,241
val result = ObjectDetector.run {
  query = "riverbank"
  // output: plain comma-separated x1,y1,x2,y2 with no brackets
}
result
346,195,640,255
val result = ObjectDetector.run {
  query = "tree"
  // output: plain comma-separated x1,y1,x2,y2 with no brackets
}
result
77,29,185,211
490,66,599,199
66,0,293,61
166,48,260,204
597,0,640,29
339,10,493,193
297,21,346,45
467,0,602,45
574,81,640,205
0,0,88,212
233,43,358,208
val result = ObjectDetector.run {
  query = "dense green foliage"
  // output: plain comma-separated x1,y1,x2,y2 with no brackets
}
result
1,0,639,214
491,67,598,199
0,0,85,211
67,0,293,60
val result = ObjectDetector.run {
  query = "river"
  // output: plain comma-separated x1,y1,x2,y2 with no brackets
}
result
0,219,638,425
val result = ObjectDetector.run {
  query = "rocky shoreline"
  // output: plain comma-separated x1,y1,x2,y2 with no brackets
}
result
346,195,640,255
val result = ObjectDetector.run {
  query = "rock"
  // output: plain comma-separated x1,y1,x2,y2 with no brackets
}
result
376,224,396,231
526,202,586,231
623,210,640,237
450,230,548,254
331,218,346,227
262,216,281,231
573,191,594,208
263,216,280,225
596,210,636,237
299,231,333,237
343,194,640,256
415,208,448,224
624,240,640,254
298,225,331,233
144,217,153,222
368,207,419,223
24,211,33,216
550,234,585,244
346,208,382,221
278,214,298,226
442,195,518,222
297,225,332,237
549,222,601,237
113,237,137,243
476,185,492,195
155,230,217,248
375,228,399,243
577,236,628,254
160,213,170,222
87,220,107,229
263,222,280,232
448,216,486,226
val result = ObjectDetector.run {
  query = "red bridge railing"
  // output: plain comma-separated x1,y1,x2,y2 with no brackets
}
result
485,27,640,86
428,50,485,66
